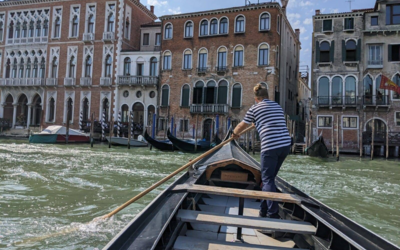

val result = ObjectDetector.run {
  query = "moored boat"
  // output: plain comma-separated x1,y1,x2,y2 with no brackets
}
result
106,136,148,147
29,125,90,144
104,135,399,250
306,136,329,158
167,129,221,153
144,130,177,151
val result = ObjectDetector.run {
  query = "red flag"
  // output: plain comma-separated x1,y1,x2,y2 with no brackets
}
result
380,75,400,94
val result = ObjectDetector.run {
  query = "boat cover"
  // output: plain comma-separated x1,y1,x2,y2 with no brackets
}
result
39,125,87,136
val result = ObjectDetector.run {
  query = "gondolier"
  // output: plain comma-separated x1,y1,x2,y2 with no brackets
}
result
232,83,291,219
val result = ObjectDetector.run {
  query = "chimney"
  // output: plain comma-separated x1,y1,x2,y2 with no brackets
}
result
295,28,300,39
150,5,154,13
281,0,289,14
315,9,321,15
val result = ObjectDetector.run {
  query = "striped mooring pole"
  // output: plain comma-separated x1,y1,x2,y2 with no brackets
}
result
79,111,83,131
102,112,106,141
130,112,134,140
117,111,121,137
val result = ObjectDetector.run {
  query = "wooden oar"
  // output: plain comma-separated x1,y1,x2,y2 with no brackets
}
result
17,124,255,245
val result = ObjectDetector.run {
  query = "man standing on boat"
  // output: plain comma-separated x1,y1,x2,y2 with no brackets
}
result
232,84,291,219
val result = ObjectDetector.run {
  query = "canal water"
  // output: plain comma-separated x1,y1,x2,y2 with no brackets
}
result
0,139,399,249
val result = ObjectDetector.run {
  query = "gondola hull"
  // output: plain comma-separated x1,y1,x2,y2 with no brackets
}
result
144,130,177,151
106,137,148,147
167,130,220,153
306,136,329,157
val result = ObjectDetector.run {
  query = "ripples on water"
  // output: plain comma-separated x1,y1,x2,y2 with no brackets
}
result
0,139,399,249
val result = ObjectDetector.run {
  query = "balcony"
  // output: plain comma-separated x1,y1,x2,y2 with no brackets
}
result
196,67,208,74
7,36,48,45
80,77,92,86
367,59,383,69
215,66,229,73
0,78,44,86
100,77,112,86
103,32,115,42
317,96,358,107
83,33,95,43
117,76,159,86
363,95,390,106
46,78,58,86
190,104,229,115
64,78,76,86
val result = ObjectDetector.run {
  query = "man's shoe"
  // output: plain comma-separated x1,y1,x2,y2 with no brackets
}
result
267,213,280,219
259,211,267,218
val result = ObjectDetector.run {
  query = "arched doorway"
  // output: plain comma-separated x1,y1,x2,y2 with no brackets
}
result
31,94,42,126
3,95,14,125
203,118,214,141
16,94,28,127
102,98,109,122
132,102,144,134
147,105,155,126
366,118,387,144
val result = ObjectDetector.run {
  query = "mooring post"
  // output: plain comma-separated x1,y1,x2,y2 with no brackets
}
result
331,117,334,156
292,121,296,154
90,113,94,148
195,115,198,152
305,121,309,149
66,106,70,144
386,121,389,160
128,112,132,150
360,121,363,158
336,114,339,161
371,119,375,160
152,113,156,139
109,116,114,149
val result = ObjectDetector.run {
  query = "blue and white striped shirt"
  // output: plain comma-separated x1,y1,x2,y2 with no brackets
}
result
243,99,291,152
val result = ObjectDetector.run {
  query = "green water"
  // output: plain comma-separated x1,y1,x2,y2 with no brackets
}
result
0,139,399,249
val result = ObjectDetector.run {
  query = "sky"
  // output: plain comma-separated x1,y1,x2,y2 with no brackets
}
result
147,0,376,77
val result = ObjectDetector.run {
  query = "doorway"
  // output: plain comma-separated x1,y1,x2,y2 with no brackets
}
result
203,118,214,141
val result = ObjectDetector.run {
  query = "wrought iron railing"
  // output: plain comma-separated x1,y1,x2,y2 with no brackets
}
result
215,66,228,72
317,96,358,106
117,76,158,86
190,104,229,114
367,59,383,67
196,67,208,73
363,95,390,105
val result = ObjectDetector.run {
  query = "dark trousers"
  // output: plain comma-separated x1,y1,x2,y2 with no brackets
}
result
260,145,290,216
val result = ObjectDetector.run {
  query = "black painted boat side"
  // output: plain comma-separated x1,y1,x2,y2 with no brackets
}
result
144,130,176,151
307,136,329,157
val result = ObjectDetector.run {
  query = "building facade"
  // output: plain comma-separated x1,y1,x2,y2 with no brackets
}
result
0,0,156,130
311,0,400,155
158,1,300,139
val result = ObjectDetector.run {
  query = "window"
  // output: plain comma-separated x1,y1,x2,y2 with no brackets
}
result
185,21,193,38
318,116,332,128
36,20,41,37
32,58,38,78
121,104,129,122
319,41,331,63
107,12,115,32
51,57,58,78
82,98,89,122
217,47,227,70
18,59,24,78
67,98,73,122
210,19,218,35
343,117,358,128
0,21,3,41
164,23,172,39
54,17,61,38
232,83,242,108
200,20,208,36
155,33,161,45
181,84,190,107
345,40,357,61
87,15,95,33
393,74,400,99
26,59,31,78
48,98,55,122
235,16,245,33
29,21,34,38
179,119,189,132
386,4,400,25
318,77,330,105
368,45,383,66
124,57,131,75
323,19,333,32
136,91,142,98
234,46,244,67
363,75,373,103
161,85,169,107
198,48,207,70
22,21,27,38
219,18,228,34
85,56,92,77
388,44,400,62
104,55,112,77
125,18,130,39
39,58,45,78
217,80,228,104
183,50,192,70
150,57,157,76
277,16,281,33
345,76,356,105
344,18,354,30
371,16,378,26
205,81,216,104
396,112,400,126
260,13,270,31
71,16,79,37
331,76,343,105
193,81,204,104
258,44,269,66
143,33,149,45
276,46,279,68
163,51,171,70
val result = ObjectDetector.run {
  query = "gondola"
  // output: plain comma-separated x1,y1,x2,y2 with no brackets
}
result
306,136,329,158
167,129,222,153
104,133,399,250
106,136,148,147
144,130,177,151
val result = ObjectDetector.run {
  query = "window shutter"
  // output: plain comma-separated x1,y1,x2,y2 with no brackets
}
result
316,41,320,63
214,87,217,103
218,86,228,104
356,39,362,61
162,88,169,106
182,88,189,107
342,40,346,62
330,40,335,63
232,87,241,108
388,45,392,61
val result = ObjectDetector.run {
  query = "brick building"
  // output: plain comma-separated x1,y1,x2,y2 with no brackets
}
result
311,0,400,156
0,0,156,130
158,1,300,139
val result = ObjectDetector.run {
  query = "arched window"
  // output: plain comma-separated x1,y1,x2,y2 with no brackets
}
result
164,23,172,39
260,13,270,31
104,55,112,77
345,76,356,105
11,59,17,78
217,47,227,70
54,17,61,38
375,75,388,105
26,58,31,78
15,21,21,38
318,77,330,105
107,13,115,32
393,74,400,100
232,83,242,108
193,81,204,104
218,80,228,104
124,57,131,75
121,104,129,122
18,59,24,78
235,16,245,33
102,98,109,122
82,98,89,121
161,85,170,107
71,16,79,37
163,51,172,70
88,14,95,33
67,98,73,122
85,56,92,77
205,81,216,104
200,20,208,36
234,46,244,67
0,21,3,41
29,21,34,38
43,19,49,37
319,41,331,63
32,58,38,78
181,84,190,107
125,18,130,39
331,76,343,105
39,58,46,78
48,98,55,122
35,20,41,37
150,57,157,76
345,40,357,61
8,21,14,39
22,21,27,38
363,75,373,104
5,59,10,78
258,44,269,66
183,49,192,70
198,48,207,71
184,21,193,38
69,56,76,78
210,19,218,35
51,57,58,78
219,17,228,34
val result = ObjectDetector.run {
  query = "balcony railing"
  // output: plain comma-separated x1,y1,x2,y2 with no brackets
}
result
103,32,115,42
64,78,76,86
46,78,58,86
0,78,44,86
317,96,358,106
190,104,229,114
363,95,390,106
367,59,383,68
80,77,92,86
197,67,208,74
215,66,229,73
83,33,95,43
100,77,112,86
7,36,48,45
117,76,159,86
